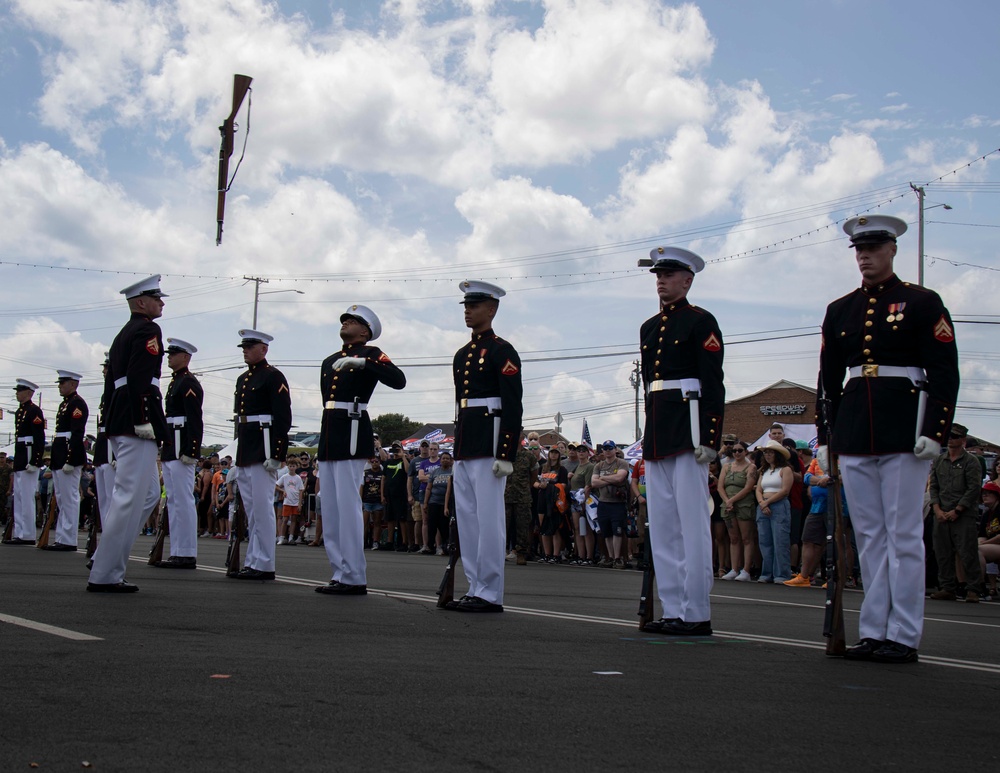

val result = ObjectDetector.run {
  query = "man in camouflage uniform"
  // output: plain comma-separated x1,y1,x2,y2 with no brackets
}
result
505,433,538,566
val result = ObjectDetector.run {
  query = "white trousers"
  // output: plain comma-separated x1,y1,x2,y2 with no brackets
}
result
839,453,930,649
12,469,36,541
95,464,115,524
88,437,159,585
645,454,713,623
52,466,82,547
318,459,367,585
453,458,506,605
231,464,277,572
162,459,197,558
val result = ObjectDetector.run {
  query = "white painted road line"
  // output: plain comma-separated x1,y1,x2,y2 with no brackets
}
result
136,559,1000,675
0,613,102,641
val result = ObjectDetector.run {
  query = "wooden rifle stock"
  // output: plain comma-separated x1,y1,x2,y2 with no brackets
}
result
2,512,12,542
225,491,248,576
36,492,58,549
637,511,656,630
148,502,169,565
436,515,460,608
85,508,99,558
822,452,848,656
216,74,253,245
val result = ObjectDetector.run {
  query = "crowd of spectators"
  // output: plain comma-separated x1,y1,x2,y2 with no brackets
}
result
4,420,998,603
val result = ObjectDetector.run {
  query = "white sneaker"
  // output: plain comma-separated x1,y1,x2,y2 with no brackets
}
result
435,547,446,556
735,569,752,582
505,550,517,562
720,568,739,581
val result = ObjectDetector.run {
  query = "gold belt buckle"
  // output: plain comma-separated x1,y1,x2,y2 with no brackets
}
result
459,399,468,409
862,364,879,378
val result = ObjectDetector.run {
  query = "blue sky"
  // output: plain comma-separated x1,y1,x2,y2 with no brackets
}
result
1,0,998,446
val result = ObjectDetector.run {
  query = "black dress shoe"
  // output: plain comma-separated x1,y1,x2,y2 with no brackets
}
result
42,543,78,552
155,556,197,569
234,567,275,581
2,537,36,545
642,617,680,633
872,641,919,664
455,596,504,613
661,620,713,636
314,581,367,595
87,581,139,593
843,638,886,661
443,594,473,611
86,559,94,570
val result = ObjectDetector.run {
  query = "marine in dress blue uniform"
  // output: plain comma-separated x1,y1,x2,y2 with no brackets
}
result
45,370,89,551
637,247,725,637
155,338,204,569
230,329,292,582
817,215,960,663
314,305,406,595
91,355,115,543
88,275,169,592
445,281,523,613
3,379,44,545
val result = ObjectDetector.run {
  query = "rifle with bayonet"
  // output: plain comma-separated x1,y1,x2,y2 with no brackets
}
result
637,509,656,631
225,489,248,576
216,74,253,245
436,515,461,608
148,501,169,565
818,387,847,656
85,508,99,559
36,492,58,549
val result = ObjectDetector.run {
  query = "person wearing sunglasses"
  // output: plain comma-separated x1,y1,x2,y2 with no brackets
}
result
718,442,756,581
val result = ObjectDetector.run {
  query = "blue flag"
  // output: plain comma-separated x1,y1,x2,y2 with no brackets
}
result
582,418,593,449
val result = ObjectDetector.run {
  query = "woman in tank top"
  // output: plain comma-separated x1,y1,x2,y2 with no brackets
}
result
717,441,758,581
754,440,794,583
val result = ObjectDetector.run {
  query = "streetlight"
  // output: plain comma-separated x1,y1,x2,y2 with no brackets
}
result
910,184,953,286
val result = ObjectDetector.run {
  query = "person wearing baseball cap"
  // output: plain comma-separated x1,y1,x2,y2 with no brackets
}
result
816,214,959,663
636,246,725,637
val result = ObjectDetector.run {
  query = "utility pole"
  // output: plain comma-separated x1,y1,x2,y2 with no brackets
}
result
628,359,641,441
910,183,925,286
244,275,269,328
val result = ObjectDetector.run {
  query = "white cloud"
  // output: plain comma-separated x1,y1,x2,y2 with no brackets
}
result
827,93,854,102
881,103,909,114
490,0,715,165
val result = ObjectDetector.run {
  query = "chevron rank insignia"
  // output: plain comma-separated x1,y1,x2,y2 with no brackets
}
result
933,315,954,343
72,408,83,419
501,360,519,376
278,383,289,394
378,352,392,363
703,333,722,352
146,337,160,355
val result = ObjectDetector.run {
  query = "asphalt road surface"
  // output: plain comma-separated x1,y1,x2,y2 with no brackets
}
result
2,533,998,772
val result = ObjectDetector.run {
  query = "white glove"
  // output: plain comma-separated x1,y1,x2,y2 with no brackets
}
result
263,458,282,472
816,446,830,475
110,459,117,470
134,423,155,440
332,357,366,371
693,445,717,465
180,455,198,465
25,464,38,473
492,459,514,478
62,464,76,474
914,436,942,461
